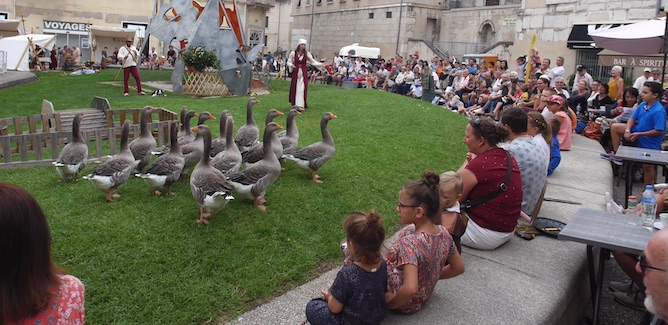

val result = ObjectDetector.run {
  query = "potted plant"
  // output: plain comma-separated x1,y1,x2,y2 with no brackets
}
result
180,46,221,73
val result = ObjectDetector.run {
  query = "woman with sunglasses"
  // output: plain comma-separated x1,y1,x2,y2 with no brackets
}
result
458,117,523,250
384,171,464,313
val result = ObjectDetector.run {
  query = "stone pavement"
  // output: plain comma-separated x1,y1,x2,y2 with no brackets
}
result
226,135,616,325
0,71,37,90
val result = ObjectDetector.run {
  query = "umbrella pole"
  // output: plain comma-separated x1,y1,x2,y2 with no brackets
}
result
663,14,668,86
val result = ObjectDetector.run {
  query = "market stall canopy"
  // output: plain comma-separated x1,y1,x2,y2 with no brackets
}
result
0,19,25,37
90,26,140,44
89,26,141,63
588,17,665,55
0,34,55,71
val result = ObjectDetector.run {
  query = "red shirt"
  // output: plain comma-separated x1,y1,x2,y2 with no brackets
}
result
465,147,523,232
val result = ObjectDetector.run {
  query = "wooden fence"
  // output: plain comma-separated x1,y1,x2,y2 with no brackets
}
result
0,103,177,169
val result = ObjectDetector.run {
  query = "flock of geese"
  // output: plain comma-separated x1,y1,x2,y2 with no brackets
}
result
53,98,337,224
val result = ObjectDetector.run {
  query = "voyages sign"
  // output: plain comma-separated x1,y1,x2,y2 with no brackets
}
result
43,20,90,35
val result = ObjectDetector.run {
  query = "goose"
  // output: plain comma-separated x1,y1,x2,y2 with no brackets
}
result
211,116,242,175
154,111,213,156
176,106,189,139
283,112,337,183
234,97,261,152
227,122,283,212
278,108,302,156
135,121,185,196
190,125,235,224
210,110,230,157
53,113,88,181
83,120,135,202
179,123,206,179
241,109,283,168
177,110,198,147
129,106,157,172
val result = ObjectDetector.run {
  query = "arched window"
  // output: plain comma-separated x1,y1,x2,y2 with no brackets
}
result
479,22,495,45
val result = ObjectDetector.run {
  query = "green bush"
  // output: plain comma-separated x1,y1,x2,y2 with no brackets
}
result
181,46,221,72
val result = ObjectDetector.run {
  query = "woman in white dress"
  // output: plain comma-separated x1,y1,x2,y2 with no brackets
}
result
287,39,322,109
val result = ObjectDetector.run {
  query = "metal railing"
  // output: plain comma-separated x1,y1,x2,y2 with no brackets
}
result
433,42,487,60
0,51,7,74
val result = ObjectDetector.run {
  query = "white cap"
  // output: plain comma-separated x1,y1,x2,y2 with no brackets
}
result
644,68,652,73
298,38,307,46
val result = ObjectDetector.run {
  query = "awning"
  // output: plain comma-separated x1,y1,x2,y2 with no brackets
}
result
597,49,664,68
90,26,138,40
0,19,24,36
568,23,624,49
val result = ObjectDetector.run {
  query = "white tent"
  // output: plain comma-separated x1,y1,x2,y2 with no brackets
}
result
339,43,381,59
0,34,55,71
0,20,24,37
90,26,140,63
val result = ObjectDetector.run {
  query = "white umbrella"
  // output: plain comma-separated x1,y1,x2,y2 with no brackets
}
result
589,17,665,55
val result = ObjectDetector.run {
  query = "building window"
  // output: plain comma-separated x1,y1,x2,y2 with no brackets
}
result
485,0,500,5
327,0,333,3
264,35,268,47
0,13,7,20
369,13,374,19
297,0,301,6
265,16,269,27
386,12,392,18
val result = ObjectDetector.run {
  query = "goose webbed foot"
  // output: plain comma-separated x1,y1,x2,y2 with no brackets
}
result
197,208,210,224
152,190,162,196
254,198,267,212
105,192,120,202
311,172,323,183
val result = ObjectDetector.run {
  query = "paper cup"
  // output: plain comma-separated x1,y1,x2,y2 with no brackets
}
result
661,213,668,229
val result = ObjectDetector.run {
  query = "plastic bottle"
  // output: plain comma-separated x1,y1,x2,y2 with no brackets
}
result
627,195,639,225
642,185,657,229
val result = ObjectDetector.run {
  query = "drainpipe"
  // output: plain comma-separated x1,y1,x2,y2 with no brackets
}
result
308,0,315,51
395,0,404,55
276,3,281,51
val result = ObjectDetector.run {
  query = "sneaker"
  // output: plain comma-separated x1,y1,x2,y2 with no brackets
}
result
609,280,637,293
123,92,129,97
613,290,646,311
138,91,146,96
600,151,616,159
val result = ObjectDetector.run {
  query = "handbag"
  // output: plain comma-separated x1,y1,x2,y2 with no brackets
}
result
582,121,602,141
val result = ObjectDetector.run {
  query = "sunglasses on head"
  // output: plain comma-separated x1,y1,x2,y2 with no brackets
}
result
639,253,667,274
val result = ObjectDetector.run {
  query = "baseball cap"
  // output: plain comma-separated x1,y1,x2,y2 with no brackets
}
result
644,68,652,73
546,95,564,106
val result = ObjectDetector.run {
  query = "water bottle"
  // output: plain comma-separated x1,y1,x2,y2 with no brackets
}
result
626,195,639,225
642,185,657,229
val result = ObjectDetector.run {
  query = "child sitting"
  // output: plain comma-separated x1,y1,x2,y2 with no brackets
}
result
385,171,465,313
438,171,467,253
306,210,388,325
547,118,562,176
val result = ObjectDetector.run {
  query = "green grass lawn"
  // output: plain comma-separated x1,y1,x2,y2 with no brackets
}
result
0,70,468,323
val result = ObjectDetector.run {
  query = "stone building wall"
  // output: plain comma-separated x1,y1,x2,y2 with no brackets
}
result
513,0,664,76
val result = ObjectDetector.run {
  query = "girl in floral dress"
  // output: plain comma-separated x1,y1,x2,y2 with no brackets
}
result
385,171,465,313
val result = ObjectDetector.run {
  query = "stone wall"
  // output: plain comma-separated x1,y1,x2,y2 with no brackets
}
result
513,0,664,76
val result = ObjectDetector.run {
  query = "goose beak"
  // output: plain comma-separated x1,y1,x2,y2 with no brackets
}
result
209,115,216,120
296,111,302,115
329,113,337,119
275,124,283,130
277,111,284,116
194,113,199,117
151,107,157,111
192,126,198,132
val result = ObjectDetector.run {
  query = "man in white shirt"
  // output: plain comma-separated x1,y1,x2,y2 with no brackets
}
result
572,65,593,92
549,56,565,87
117,36,145,96
634,68,653,90
539,58,552,79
